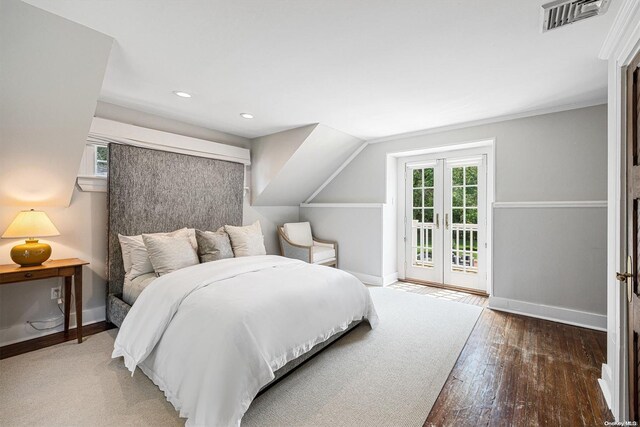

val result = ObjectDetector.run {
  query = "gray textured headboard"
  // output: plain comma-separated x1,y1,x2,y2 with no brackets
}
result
107,144,244,300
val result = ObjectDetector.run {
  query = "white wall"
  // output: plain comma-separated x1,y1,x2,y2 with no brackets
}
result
251,125,316,204
599,0,640,419
251,124,363,206
311,104,608,328
0,0,112,208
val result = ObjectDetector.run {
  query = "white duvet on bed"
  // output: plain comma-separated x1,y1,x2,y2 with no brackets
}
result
112,255,378,426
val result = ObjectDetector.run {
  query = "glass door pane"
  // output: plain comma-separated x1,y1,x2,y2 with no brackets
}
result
411,168,435,267
405,161,443,284
443,156,486,291
450,165,478,274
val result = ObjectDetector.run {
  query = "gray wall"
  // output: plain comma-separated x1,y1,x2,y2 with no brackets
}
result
493,207,606,314
312,104,607,320
300,206,383,278
315,105,607,204
0,189,108,345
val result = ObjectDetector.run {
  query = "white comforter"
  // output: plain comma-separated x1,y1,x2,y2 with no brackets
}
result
112,255,378,426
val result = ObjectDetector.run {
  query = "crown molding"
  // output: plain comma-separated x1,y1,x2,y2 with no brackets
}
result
365,98,606,145
599,0,640,60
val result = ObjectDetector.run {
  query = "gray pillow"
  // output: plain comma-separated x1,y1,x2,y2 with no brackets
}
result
142,234,199,276
196,229,234,263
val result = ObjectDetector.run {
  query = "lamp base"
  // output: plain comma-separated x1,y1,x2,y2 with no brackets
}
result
10,239,52,267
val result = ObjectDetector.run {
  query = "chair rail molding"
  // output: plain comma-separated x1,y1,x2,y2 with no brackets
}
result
300,203,385,208
493,201,607,209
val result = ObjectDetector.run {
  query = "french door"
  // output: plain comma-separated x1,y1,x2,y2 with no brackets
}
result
405,155,487,292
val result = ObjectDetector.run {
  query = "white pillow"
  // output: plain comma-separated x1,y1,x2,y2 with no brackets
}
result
283,222,313,246
224,221,267,257
118,228,196,280
142,234,199,276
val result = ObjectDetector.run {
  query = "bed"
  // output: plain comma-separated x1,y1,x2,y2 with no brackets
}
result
106,144,378,426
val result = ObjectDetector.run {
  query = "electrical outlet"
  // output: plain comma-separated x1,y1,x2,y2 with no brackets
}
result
51,286,61,300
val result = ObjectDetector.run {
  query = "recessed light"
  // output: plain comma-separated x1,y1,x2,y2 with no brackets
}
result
173,91,192,98
240,113,254,119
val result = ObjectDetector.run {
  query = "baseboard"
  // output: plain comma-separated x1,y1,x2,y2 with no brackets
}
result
382,272,399,286
0,305,106,347
344,270,398,287
599,363,613,412
344,270,384,286
488,296,606,331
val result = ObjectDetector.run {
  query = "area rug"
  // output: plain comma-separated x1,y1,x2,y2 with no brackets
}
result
0,287,482,426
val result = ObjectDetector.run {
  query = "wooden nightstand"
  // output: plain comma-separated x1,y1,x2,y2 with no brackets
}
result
0,258,89,343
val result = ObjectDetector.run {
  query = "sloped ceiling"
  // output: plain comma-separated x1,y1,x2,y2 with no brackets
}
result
22,0,618,140
0,0,112,207
252,124,363,206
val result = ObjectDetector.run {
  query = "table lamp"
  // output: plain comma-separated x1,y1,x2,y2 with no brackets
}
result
1,209,60,266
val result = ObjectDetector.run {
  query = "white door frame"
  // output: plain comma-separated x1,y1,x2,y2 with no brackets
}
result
396,140,495,295
599,1,640,420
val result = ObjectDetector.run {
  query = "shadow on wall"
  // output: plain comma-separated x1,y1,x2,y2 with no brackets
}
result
243,201,299,255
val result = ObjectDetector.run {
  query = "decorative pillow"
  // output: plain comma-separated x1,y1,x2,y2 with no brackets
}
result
224,221,266,257
118,228,196,280
118,234,136,275
195,229,234,263
142,234,199,276
283,222,313,246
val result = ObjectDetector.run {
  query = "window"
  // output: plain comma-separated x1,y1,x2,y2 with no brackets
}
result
95,145,108,176
77,143,108,192
450,165,478,274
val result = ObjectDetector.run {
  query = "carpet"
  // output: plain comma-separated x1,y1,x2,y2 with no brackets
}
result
0,287,482,426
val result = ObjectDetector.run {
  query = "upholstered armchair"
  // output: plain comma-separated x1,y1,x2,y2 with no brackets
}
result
277,222,338,267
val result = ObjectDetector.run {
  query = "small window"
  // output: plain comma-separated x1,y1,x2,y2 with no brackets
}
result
77,143,108,192
95,145,108,176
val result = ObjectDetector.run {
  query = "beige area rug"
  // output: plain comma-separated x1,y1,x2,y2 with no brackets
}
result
0,288,482,427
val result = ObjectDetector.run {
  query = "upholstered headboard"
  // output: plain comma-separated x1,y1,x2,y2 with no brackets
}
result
107,143,244,301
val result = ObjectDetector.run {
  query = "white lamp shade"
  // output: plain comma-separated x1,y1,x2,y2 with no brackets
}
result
1,210,60,239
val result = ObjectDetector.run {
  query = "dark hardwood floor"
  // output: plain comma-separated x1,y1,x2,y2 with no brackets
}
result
390,281,612,426
0,321,114,360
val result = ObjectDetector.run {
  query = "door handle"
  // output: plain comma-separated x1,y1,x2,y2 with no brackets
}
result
445,213,449,230
616,272,632,281
435,213,439,229
617,256,634,303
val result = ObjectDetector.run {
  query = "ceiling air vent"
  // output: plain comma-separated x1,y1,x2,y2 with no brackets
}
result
542,0,611,32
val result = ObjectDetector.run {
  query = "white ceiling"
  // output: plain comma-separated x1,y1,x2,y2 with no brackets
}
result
24,0,619,140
